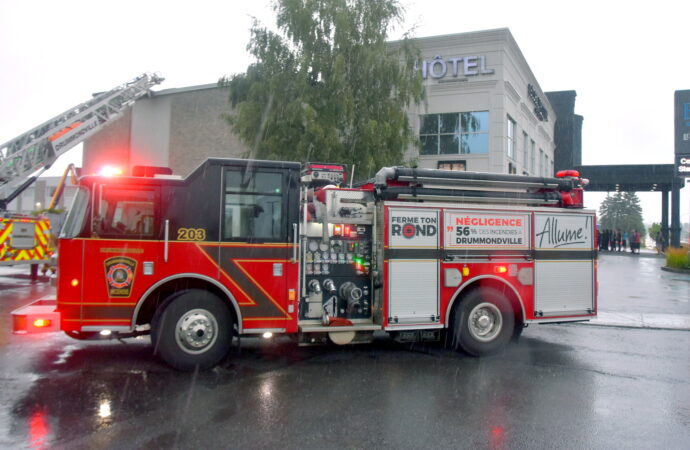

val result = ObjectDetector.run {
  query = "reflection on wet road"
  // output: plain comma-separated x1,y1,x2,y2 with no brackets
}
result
1,256,690,448
2,327,690,449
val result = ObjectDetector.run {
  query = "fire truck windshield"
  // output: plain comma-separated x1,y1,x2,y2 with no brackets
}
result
60,186,89,239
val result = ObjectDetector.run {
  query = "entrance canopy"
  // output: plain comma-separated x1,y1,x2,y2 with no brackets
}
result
575,164,683,192
575,164,686,247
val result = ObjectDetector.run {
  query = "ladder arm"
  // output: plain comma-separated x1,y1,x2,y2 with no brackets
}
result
0,73,163,210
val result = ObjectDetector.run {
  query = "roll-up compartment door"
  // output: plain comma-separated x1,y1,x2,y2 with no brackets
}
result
386,207,439,326
533,213,596,317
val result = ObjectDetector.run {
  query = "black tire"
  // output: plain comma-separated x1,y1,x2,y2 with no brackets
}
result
151,289,233,371
512,322,525,341
451,287,515,356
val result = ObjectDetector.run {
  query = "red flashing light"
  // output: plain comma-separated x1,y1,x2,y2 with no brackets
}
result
33,319,51,328
555,170,580,178
98,166,123,177
333,225,342,236
71,278,79,287
494,266,508,274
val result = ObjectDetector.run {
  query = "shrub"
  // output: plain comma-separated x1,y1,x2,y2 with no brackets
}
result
666,245,690,269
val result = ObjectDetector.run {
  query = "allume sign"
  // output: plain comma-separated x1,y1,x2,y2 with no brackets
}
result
417,55,494,80
534,214,593,249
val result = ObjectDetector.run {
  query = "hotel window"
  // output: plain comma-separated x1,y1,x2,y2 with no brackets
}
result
437,160,466,171
530,139,536,173
507,116,515,160
539,149,544,176
420,111,489,155
522,132,529,173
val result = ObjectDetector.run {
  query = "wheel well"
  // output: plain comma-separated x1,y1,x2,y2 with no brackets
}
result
135,278,237,326
448,278,524,328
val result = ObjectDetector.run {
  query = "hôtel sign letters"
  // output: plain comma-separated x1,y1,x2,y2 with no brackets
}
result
417,55,494,80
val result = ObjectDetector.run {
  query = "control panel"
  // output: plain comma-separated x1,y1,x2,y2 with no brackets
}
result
301,224,372,321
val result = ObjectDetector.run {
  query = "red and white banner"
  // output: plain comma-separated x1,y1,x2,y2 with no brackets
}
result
444,211,530,249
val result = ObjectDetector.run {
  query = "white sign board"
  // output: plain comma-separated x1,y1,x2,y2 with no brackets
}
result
388,208,439,248
443,211,530,249
534,213,594,250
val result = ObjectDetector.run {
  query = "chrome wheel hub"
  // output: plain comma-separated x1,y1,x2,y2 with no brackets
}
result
175,308,218,354
468,302,502,342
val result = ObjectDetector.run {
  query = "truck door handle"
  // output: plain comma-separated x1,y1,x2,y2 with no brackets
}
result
164,219,169,262
292,223,298,263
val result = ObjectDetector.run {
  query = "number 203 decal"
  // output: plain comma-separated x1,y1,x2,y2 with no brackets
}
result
177,228,207,241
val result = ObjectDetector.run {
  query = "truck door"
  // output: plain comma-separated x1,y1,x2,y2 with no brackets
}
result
219,164,299,333
80,183,160,331
533,212,596,318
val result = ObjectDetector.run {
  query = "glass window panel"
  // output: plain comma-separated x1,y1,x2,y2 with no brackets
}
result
223,193,282,240
95,188,156,238
530,140,536,172
438,161,466,171
439,113,460,134
420,135,438,155
507,117,515,159
523,132,529,171
420,115,438,135
471,111,489,132
461,133,489,154
462,111,489,132
226,170,282,194
440,134,460,154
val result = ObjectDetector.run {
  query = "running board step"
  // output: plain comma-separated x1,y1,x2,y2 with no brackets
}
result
299,324,382,333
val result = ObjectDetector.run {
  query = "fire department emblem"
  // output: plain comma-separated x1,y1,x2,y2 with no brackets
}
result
104,256,137,298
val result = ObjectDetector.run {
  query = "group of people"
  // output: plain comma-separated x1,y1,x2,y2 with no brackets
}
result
598,229,642,254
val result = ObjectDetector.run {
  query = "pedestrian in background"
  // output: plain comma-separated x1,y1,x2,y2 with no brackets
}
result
630,229,641,254
602,229,609,251
622,230,628,251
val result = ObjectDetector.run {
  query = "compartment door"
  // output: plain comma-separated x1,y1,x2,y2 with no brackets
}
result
533,213,596,318
386,207,439,326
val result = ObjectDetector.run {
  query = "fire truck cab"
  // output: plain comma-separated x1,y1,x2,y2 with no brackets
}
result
13,158,597,371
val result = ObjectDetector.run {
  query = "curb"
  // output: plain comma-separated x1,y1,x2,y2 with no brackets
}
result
599,251,664,259
570,322,690,332
660,266,690,275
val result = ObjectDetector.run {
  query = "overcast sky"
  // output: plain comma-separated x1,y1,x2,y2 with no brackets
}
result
1,0,688,224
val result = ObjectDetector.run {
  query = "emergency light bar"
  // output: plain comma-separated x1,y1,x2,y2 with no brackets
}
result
302,162,347,186
132,165,173,177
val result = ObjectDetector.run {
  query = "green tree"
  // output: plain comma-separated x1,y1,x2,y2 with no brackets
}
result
648,222,661,239
598,192,645,237
220,0,424,180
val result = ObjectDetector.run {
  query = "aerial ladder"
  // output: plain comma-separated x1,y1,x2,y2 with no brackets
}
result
0,73,163,269
0,72,164,210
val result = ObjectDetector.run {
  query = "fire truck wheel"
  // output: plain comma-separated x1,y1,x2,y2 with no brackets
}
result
453,287,514,356
152,289,233,371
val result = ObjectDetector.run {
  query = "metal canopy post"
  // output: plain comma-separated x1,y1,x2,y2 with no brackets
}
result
671,178,681,248
661,190,669,251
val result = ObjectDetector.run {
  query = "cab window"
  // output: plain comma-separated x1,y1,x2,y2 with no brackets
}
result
93,187,157,238
223,168,284,241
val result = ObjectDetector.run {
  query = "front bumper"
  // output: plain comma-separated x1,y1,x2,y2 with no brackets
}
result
12,297,61,333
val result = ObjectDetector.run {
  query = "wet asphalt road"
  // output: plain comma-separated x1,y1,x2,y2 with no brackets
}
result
1,255,689,449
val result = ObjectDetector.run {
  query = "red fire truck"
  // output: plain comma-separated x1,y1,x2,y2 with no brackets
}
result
13,159,597,370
